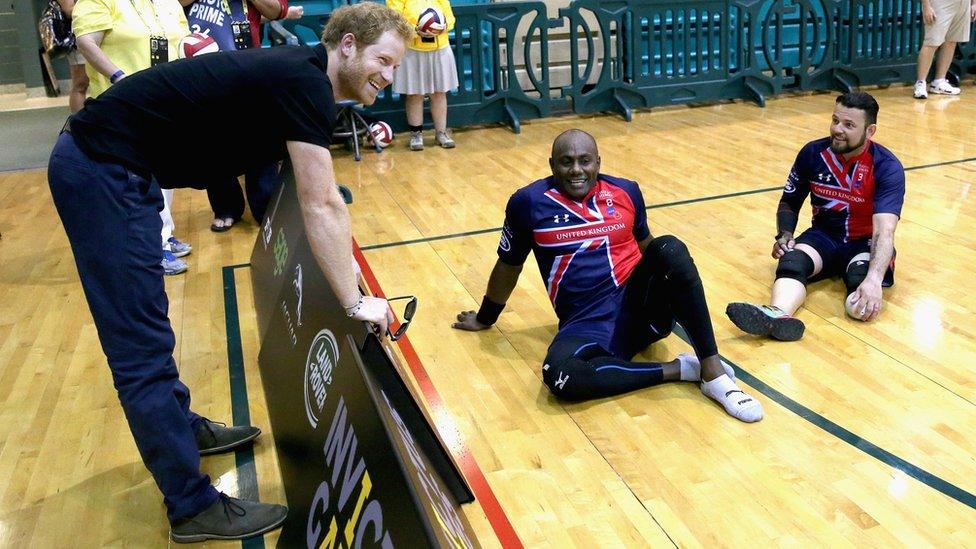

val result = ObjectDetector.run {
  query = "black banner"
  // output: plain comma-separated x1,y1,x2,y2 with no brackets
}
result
251,158,307,344
249,164,478,547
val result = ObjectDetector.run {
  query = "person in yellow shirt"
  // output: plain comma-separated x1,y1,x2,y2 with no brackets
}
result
74,0,193,276
389,0,458,150
73,0,188,95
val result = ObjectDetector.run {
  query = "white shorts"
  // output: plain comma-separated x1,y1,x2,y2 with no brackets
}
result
923,0,972,46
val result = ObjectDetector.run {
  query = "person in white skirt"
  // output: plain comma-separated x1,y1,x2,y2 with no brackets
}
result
389,0,458,150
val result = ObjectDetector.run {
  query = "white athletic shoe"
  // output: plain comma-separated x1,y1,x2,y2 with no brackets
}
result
701,374,764,422
913,81,928,99
409,131,424,151
928,79,960,95
435,130,456,149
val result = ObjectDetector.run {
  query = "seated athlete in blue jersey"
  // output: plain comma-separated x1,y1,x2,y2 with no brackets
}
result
726,91,906,341
451,129,763,422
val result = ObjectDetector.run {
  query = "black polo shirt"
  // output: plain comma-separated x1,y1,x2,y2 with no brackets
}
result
71,44,337,189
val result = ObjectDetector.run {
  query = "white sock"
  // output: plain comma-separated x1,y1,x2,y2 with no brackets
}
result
932,78,946,85
677,353,735,382
701,374,764,422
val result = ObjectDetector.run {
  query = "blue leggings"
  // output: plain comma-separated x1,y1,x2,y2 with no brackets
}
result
541,235,718,401
541,336,667,401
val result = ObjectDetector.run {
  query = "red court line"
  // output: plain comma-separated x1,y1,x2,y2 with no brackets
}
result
353,239,523,549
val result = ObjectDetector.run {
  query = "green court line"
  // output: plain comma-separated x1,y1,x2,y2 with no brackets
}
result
672,325,976,513
359,156,976,252
221,263,265,549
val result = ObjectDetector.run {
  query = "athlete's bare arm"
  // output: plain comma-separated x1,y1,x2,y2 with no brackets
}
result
452,260,523,331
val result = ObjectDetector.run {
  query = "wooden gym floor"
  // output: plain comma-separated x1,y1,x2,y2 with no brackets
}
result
1,85,975,547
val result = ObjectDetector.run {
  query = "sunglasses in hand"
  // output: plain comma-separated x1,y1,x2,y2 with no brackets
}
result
386,295,417,341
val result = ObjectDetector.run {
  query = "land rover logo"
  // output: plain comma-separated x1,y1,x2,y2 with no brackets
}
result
304,329,339,429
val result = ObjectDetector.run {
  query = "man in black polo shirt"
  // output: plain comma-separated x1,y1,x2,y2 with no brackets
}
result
47,3,413,543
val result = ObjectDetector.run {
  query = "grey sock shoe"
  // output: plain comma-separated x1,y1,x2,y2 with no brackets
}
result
195,418,261,455
170,494,288,543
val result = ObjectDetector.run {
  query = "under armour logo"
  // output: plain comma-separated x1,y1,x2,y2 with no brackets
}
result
553,214,570,223
817,173,829,181
554,372,569,389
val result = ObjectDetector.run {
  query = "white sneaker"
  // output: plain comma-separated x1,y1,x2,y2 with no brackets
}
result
161,250,188,276
928,79,960,95
913,81,927,99
435,130,455,149
409,131,424,151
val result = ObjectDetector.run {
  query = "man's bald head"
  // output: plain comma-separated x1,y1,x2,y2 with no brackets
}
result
551,129,598,159
549,129,601,200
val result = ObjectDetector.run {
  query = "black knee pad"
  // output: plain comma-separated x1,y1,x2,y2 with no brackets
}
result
775,250,814,285
648,235,698,285
844,257,870,294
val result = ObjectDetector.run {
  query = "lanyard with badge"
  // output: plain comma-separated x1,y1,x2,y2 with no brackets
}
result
130,0,169,65
221,0,252,49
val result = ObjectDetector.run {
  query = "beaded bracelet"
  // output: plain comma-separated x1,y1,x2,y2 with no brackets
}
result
344,296,364,318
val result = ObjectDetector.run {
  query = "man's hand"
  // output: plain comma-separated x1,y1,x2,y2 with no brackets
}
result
849,279,883,322
923,3,936,24
286,5,303,19
452,310,491,331
772,233,795,259
350,296,395,336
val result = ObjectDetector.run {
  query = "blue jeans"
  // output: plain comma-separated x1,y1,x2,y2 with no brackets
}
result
48,132,219,523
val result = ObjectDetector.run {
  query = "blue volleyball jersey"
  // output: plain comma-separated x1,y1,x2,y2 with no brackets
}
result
186,0,248,52
781,137,905,242
498,174,650,342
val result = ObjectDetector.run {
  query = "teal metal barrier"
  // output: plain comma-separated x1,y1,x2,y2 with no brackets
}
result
835,0,923,88
368,2,565,133
270,0,970,134
561,0,791,119
559,0,959,119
